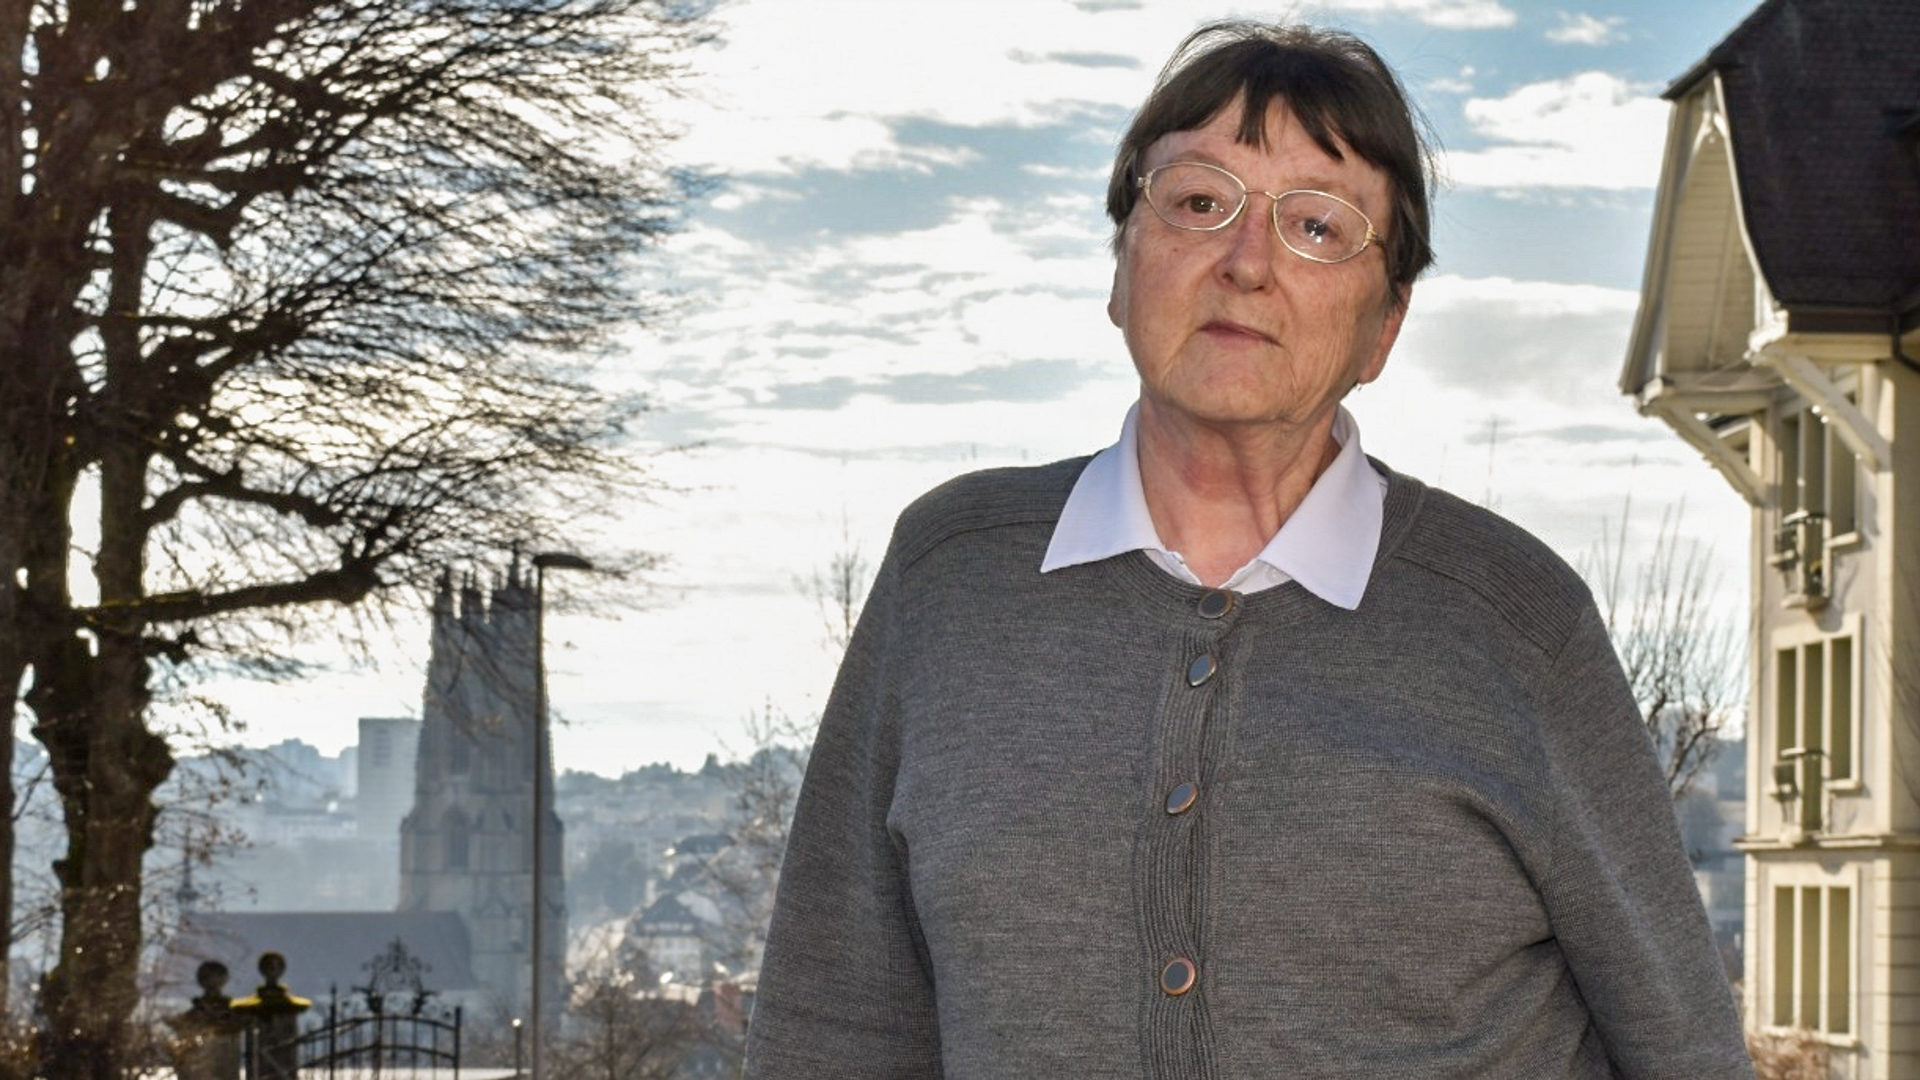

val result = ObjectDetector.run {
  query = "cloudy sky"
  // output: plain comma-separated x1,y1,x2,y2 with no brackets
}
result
222,0,1767,775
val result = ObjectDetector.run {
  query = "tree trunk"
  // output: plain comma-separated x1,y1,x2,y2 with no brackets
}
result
0,597,19,1025
0,455,30,1024
4,3,128,1029
25,358,174,1078
27,596,173,1079
4,321,93,1049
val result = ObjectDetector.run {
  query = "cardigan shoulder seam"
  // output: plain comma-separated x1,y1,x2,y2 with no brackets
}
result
1378,480,1592,663
890,456,1091,574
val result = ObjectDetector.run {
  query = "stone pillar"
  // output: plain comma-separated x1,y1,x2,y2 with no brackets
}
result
230,952,311,1080
168,961,244,1080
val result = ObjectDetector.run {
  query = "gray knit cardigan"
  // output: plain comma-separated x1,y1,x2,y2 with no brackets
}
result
745,458,1754,1079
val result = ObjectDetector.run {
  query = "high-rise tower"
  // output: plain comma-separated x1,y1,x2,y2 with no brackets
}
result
398,565,565,1021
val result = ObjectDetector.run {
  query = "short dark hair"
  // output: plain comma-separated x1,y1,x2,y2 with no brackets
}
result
1107,21,1436,293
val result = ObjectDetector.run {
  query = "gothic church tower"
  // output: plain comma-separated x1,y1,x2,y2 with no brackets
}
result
399,565,566,1021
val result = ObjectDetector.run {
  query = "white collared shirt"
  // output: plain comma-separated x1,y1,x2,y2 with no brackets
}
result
1039,403,1386,609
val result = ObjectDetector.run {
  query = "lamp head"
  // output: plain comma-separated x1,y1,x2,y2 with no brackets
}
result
532,552,594,572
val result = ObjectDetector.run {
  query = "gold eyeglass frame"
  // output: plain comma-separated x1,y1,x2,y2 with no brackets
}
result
1136,161,1384,265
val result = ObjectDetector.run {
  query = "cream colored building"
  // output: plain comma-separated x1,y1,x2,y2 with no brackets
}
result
1620,1,1920,1074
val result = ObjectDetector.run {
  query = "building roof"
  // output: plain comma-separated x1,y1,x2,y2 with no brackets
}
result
1668,0,1920,317
669,832,731,856
634,890,722,933
166,910,477,1000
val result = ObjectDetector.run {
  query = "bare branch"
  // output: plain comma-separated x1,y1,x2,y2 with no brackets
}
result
1583,497,1741,801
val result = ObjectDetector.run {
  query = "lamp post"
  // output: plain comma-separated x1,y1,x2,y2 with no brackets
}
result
530,551,592,1080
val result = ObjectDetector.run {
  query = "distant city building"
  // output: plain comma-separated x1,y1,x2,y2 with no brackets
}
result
1623,0,1920,1071
662,832,731,882
1677,741,1747,979
358,716,421,840
157,739,401,912
399,568,565,1023
630,890,724,984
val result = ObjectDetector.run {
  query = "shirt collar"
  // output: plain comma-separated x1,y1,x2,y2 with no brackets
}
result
1040,402,1383,610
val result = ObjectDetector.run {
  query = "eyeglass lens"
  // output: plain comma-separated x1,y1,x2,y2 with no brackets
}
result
1145,162,1371,264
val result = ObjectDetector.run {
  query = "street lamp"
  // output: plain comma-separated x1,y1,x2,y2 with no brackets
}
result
530,551,592,1080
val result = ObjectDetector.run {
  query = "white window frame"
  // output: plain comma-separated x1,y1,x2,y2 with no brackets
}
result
1763,863,1860,1045
1771,614,1864,802
1776,390,1865,549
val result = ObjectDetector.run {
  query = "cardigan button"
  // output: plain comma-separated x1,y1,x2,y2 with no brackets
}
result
1187,653,1217,687
1160,957,1197,996
1166,782,1199,815
1197,590,1234,619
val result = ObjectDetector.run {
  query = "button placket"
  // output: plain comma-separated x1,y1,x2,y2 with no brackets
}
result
1138,591,1238,1070
1186,589,1235,687
1177,592,1232,815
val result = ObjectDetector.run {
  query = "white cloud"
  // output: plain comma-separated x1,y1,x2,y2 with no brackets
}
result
1414,273,1638,316
1547,12,1628,46
1312,0,1517,30
1024,163,1109,181
666,0,1184,176
1396,274,1640,405
670,0,1526,179
1445,72,1667,189
1426,64,1477,94
673,111,984,178
706,183,803,212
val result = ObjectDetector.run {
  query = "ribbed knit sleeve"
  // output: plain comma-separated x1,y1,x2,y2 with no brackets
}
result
1531,601,1754,1079
743,542,943,1077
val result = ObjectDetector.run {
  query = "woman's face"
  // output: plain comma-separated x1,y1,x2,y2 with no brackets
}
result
1109,95,1407,435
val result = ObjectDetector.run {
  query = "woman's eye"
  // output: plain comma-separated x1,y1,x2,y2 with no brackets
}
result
1287,212,1344,246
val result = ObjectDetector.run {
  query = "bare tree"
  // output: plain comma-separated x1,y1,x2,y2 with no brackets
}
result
0,1,699,1074
547,944,700,1080
797,518,871,653
694,540,872,976
686,700,808,976
1586,496,1741,800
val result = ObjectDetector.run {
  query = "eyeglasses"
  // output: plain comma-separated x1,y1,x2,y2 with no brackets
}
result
1136,161,1384,265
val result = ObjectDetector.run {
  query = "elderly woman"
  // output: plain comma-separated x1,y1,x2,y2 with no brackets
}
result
745,21,1752,1080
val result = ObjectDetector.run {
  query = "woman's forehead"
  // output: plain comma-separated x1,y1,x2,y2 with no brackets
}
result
1145,98,1387,201
1157,95,1348,159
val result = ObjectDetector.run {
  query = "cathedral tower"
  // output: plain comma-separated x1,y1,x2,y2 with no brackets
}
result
398,564,566,1022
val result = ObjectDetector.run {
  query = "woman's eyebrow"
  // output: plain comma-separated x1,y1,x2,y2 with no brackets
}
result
1157,151,1366,203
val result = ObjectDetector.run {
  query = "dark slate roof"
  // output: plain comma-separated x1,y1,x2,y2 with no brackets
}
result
1668,0,1920,315
164,910,476,1000
670,832,731,856
635,891,711,932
